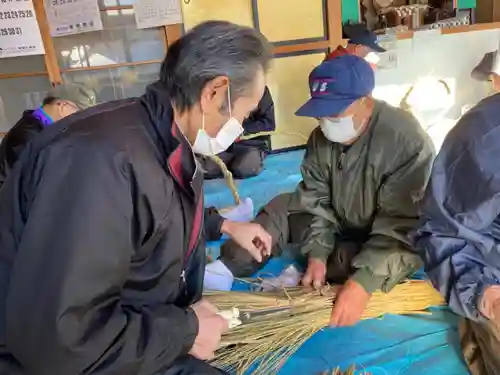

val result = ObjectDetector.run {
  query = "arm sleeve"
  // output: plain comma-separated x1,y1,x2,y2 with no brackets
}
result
241,87,276,135
296,131,339,261
204,207,224,241
5,145,198,375
415,124,500,321
351,137,435,293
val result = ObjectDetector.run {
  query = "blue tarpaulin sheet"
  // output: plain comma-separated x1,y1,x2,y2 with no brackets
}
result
204,150,468,375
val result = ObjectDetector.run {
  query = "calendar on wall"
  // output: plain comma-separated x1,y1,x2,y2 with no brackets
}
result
0,0,44,58
134,0,183,29
44,0,103,37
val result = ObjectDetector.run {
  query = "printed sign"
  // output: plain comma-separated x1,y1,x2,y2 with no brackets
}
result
45,0,103,37
0,0,44,58
134,0,182,29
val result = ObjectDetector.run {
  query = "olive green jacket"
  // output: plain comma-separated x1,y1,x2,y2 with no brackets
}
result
291,100,435,293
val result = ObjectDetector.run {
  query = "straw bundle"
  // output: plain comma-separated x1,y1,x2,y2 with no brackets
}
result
205,280,444,375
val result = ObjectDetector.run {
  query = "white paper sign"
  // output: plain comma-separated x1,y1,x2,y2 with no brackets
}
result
45,0,103,37
0,0,44,58
134,0,182,29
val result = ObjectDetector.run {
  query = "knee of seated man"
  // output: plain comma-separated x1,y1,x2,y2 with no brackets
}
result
230,148,264,178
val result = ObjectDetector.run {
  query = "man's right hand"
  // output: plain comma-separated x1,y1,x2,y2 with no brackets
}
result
301,257,327,290
189,299,229,360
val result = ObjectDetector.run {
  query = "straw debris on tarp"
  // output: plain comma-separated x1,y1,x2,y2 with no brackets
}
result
205,280,444,375
321,366,370,375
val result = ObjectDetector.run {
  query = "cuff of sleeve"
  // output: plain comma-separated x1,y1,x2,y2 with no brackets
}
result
205,208,224,241
182,307,199,354
305,247,330,263
351,268,387,294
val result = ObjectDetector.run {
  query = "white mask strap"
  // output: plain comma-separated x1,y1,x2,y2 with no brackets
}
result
227,86,232,119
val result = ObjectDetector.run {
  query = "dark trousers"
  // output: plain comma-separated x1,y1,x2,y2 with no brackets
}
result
219,193,362,282
161,355,229,375
460,318,500,375
200,142,266,180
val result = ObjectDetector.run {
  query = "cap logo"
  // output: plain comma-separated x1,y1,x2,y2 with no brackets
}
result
311,78,333,95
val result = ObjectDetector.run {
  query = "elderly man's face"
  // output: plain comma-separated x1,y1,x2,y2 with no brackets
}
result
331,97,373,132
201,69,266,139
491,74,500,93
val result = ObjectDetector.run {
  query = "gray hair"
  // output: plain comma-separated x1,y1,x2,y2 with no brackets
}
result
160,21,273,112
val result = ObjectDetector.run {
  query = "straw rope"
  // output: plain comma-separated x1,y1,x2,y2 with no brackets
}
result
205,280,444,375
207,131,309,206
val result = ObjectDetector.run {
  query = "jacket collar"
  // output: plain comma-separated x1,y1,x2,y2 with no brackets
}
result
141,82,203,198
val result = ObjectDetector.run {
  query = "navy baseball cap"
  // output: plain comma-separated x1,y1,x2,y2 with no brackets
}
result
348,29,386,53
295,54,375,118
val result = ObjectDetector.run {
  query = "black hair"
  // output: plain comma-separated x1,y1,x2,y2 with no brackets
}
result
41,96,59,106
160,20,273,113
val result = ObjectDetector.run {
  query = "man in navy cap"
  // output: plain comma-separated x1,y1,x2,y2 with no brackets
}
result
325,22,385,67
206,55,435,327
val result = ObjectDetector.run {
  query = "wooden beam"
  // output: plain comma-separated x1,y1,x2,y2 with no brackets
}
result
326,0,342,51
0,71,48,80
60,60,163,73
32,0,62,84
273,40,329,55
165,24,183,47
100,5,133,11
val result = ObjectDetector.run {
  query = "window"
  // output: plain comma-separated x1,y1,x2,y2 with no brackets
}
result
53,9,165,70
0,75,52,132
62,63,160,102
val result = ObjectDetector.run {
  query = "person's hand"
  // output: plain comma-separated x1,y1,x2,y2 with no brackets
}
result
189,299,229,360
220,220,272,262
302,258,327,290
329,279,370,327
480,285,500,325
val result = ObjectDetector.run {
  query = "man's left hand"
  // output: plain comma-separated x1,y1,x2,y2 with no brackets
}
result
329,279,371,327
221,220,272,262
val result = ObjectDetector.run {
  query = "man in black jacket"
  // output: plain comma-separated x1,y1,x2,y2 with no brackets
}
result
200,86,275,179
0,21,272,375
0,83,96,188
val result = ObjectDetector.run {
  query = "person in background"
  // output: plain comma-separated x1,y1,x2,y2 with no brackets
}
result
206,55,435,328
0,21,273,375
414,93,500,375
471,50,500,93
200,86,275,179
0,83,96,188
325,22,385,66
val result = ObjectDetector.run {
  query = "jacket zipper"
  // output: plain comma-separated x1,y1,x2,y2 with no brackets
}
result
180,170,202,293
337,150,346,170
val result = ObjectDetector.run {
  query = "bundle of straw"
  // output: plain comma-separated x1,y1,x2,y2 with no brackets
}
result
205,280,444,375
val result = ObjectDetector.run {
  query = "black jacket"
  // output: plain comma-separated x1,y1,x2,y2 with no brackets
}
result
0,82,223,375
0,111,44,188
237,86,275,152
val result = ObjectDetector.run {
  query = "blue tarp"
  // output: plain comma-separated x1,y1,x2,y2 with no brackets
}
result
204,150,468,375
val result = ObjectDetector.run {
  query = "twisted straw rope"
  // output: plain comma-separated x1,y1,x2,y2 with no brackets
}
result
208,131,309,206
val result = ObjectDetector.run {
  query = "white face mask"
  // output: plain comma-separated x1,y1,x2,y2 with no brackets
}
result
319,116,358,143
192,88,244,156
365,52,380,65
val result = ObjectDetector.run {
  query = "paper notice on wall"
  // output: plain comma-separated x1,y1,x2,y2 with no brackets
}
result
45,0,103,37
134,0,182,29
0,0,44,58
